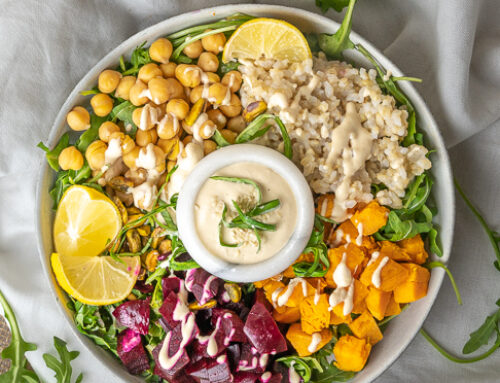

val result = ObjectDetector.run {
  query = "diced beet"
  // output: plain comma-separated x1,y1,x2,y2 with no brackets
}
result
212,308,247,344
116,329,149,375
254,289,273,312
191,327,226,358
185,268,221,305
237,343,267,373
223,300,251,321
153,365,196,383
244,302,287,354
113,298,150,335
263,373,283,383
152,330,191,379
195,308,214,334
162,276,183,295
134,279,154,294
226,343,241,371
233,372,261,383
186,354,232,383
159,291,183,328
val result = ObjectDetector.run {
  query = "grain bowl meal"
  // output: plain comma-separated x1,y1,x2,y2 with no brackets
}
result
38,3,442,382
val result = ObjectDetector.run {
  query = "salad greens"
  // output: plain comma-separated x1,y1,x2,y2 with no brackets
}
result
318,0,357,59
0,289,83,383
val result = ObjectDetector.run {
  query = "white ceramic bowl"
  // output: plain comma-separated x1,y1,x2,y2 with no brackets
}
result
36,4,454,382
176,144,315,283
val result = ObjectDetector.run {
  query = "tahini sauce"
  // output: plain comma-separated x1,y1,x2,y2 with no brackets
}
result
194,162,297,264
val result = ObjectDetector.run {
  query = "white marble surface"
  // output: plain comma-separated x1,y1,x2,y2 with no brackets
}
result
0,1,499,382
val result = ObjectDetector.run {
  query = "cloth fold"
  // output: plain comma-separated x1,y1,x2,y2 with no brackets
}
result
0,1,499,382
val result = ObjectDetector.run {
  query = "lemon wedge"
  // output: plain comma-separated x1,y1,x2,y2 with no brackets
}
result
53,185,121,258
51,253,140,305
222,18,312,63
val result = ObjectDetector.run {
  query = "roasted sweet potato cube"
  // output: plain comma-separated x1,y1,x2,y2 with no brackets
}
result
397,234,428,264
333,335,372,372
300,294,330,334
379,241,411,262
327,220,376,250
262,280,285,305
330,310,352,325
394,281,428,303
350,201,389,236
401,263,431,283
330,280,369,318
325,244,367,288
286,323,332,357
360,257,409,292
276,280,316,308
384,294,401,316
365,287,391,320
273,306,301,324
349,312,383,345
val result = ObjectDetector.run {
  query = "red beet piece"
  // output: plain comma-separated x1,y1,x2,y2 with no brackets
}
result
190,323,226,358
152,328,191,379
116,329,149,375
244,302,287,354
186,354,232,383
159,290,197,331
113,298,150,335
185,268,221,305
162,276,184,295
233,372,261,383
254,289,273,312
134,279,154,294
237,343,268,373
226,343,241,371
212,308,247,344
264,373,283,383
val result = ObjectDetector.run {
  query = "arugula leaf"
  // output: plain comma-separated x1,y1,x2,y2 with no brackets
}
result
37,133,70,171
213,128,232,147
0,289,37,383
43,337,83,383
462,309,500,354
312,365,356,382
276,356,322,382
315,0,350,12
318,0,357,59
110,100,138,137
76,114,108,152
426,261,462,305
122,42,152,75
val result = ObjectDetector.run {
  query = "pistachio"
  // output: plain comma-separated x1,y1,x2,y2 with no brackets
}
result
113,196,128,224
158,239,172,254
137,225,151,237
126,229,141,253
109,176,134,193
188,299,217,310
145,250,160,272
127,293,137,301
127,207,142,215
242,101,267,122
137,268,146,281
224,283,242,303
151,227,167,249
185,98,206,127
127,214,145,229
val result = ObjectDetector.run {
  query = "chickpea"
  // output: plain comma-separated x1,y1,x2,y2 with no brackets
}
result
120,134,136,154
198,120,216,139
157,137,178,157
166,99,189,120
166,78,186,100
208,83,228,105
148,77,172,105
167,160,177,172
167,138,180,160
90,93,113,117
227,115,246,133
201,30,226,54
136,128,158,147
207,109,227,130
129,80,149,106
99,121,121,142
220,93,242,117
183,39,203,59
197,52,219,72
181,119,193,135
157,114,179,139
220,129,237,144
203,140,217,155
122,146,141,169
205,72,220,84
137,144,165,169
66,106,90,131
160,62,177,78
132,107,143,127
149,38,173,64
175,64,201,88
58,146,84,170
190,85,204,104
138,63,163,84
98,69,122,94
182,135,193,146
114,76,137,100
85,140,107,170
222,71,242,93
132,105,158,131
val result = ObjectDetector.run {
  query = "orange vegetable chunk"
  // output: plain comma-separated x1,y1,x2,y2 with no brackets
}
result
330,280,369,318
276,279,316,308
286,323,332,357
327,220,376,250
273,306,301,324
401,262,431,283
379,241,411,262
365,287,391,320
359,256,409,292
333,335,372,372
349,311,383,345
325,244,366,288
300,294,330,334
397,234,428,264
350,200,389,236
384,293,401,316
394,281,429,303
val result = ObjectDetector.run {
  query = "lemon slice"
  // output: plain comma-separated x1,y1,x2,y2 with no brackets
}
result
51,253,140,305
222,18,312,63
53,185,121,258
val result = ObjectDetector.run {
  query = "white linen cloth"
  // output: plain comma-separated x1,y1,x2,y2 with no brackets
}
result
0,0,499,382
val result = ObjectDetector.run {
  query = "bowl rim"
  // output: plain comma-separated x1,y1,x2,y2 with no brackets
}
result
176,143,315,282
35,3,455,382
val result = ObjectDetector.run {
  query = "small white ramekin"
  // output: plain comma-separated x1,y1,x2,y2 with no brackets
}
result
176,144,315,282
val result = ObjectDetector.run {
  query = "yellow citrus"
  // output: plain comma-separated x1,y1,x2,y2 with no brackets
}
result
222,18,312,63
